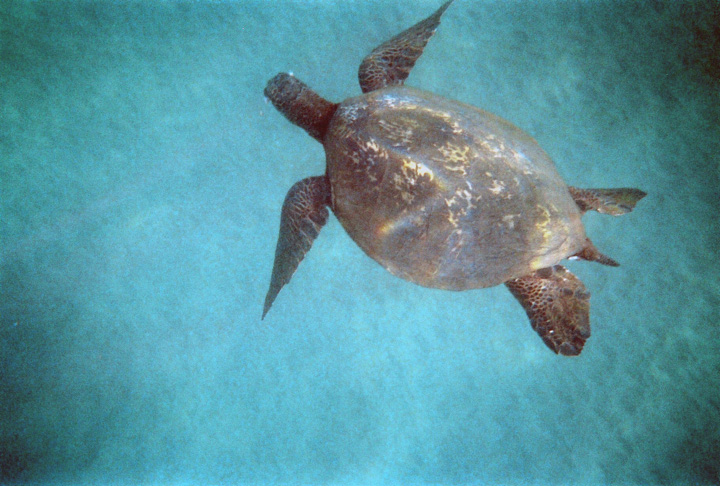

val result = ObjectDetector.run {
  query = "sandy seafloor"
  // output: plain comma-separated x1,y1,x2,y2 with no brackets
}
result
1,1,719,484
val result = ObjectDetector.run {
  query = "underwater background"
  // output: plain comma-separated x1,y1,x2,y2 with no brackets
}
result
1,0,718,484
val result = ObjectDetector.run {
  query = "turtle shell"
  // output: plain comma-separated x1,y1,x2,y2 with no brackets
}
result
325,86,586,290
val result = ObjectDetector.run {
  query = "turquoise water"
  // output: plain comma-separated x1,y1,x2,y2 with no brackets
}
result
1,1,718,484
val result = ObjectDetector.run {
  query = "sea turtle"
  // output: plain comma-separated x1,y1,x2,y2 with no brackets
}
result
262,1,645,356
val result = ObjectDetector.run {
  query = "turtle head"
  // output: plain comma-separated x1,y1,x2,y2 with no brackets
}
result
265,73,338,143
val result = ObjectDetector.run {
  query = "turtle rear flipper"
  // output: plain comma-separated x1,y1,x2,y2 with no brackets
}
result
505,265,591,356
263,176,331,319
568,187,647,215
358,0,453,93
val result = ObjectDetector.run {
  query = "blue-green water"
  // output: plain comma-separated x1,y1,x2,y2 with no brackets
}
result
1,1,718,484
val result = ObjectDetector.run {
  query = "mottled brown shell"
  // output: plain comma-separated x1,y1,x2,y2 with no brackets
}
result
325,86,586,290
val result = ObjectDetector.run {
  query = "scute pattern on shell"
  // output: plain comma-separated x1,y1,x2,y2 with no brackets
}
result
325,86,586,290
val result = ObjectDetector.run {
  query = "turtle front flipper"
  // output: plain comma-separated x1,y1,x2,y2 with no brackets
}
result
358,0,453,93
505,265,591,356
263,176,331,319
568,187,647,215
